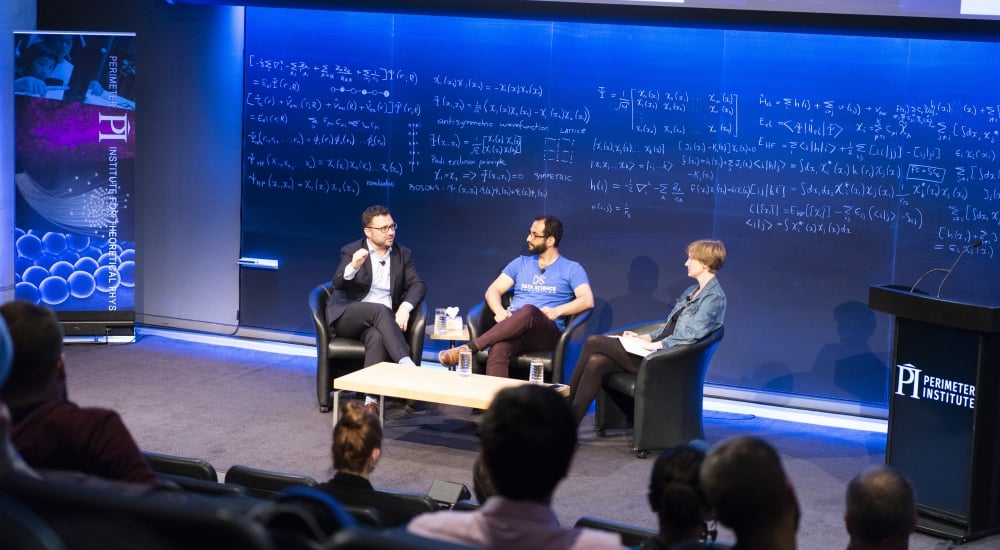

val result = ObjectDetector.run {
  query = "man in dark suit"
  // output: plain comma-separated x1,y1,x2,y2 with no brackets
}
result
325,204,426,415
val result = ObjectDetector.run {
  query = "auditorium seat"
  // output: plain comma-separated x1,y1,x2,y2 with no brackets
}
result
596,325,724,458
143,450,250,497
224,464,319,499
309,282,427,413
0,472,275,549
143,450,219,481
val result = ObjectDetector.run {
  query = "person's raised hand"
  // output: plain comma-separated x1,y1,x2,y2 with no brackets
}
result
351,248,370,269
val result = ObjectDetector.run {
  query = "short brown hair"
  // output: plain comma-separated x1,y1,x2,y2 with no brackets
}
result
687,240,726,273
361,205,392,228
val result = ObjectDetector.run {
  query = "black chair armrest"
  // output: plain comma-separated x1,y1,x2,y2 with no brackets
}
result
551,308,593,383
634,327,725,406
309,283,334,409
406,301,428,365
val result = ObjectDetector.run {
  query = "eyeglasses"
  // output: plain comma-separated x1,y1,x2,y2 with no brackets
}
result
529,232,547,240
367,223,398,234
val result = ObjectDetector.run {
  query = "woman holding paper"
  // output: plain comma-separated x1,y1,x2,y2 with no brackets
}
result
567,239,727,426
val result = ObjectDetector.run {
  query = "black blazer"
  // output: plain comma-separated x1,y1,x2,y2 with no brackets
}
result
324,238,426,335
316,472,415,528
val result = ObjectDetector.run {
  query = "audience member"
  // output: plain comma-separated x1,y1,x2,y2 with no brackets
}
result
316,400,415,527
639,443,712,550
326,204,427,416
471,454,496,504
1,314,39,478
438,215,594,379
699,435,799,550
407,384,622,549
0,300,161,485
844,465,916,550
567,239,726,425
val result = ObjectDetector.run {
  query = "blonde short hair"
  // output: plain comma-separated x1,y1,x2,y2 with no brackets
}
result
686,240,726,273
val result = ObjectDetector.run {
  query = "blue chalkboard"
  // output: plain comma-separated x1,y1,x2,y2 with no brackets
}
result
241,8,1000,405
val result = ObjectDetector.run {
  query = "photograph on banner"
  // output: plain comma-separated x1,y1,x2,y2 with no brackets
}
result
12,31,136,315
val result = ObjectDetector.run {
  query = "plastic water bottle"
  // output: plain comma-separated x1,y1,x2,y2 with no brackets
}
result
457,348,473,378
434,308,447,335
529,359,544,384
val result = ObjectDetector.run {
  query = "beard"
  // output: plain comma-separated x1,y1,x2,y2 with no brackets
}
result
528,241,548,255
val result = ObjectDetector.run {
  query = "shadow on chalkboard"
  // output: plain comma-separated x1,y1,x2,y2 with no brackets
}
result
819,301,888,404
590,255,672,334
755,301,888,404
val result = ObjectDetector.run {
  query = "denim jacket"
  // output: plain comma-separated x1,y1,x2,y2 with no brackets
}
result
652,276,726,347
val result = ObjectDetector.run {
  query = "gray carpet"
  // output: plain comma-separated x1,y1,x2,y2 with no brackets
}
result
63,333,995,549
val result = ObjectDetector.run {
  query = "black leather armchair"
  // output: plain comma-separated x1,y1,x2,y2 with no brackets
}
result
309,282,427,412
596,324,724,458
465,295,592,384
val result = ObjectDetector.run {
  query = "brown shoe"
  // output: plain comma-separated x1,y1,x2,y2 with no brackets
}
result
364,401,380,417
438,345,468,367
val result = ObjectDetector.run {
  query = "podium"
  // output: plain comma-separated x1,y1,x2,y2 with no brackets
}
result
868,285,1000,542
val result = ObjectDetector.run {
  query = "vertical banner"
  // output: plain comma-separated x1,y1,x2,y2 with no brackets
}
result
12,31,136,337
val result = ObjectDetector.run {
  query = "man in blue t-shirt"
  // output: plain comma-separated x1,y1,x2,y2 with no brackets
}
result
439,216,594,379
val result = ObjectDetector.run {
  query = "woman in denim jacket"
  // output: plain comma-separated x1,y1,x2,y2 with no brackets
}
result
567,240,727,425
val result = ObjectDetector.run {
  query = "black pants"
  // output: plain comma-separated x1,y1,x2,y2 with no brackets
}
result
567,335,642,425
332,302,411,366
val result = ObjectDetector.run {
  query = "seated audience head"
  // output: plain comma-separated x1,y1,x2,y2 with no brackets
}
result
332,400,382,478
647,443,710,547
472,454,496,504
699,435,799,550
845,465,916,550
686,239,726,274
0,301,66,409
479,384,576,503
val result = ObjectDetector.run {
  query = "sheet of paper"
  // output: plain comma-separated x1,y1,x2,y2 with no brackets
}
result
613,335,654,358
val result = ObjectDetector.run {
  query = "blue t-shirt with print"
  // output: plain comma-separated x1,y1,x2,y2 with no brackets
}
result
503,255,589,329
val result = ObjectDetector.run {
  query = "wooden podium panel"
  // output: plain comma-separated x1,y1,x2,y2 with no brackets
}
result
869,285,1000,543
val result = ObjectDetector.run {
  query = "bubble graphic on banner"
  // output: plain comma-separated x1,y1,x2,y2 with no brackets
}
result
42,232,68,256
119,260,135,288
13,226,135,307
93,265,121,293
74,257,100,274
21,265,49,287
49,260,75,279
39,276,70,305
67,234,91,251
68,271,97,299
15,282,41,303
15,233,43,259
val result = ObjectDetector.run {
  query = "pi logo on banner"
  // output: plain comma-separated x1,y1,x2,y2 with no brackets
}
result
98,113,131,142
895,363,921,399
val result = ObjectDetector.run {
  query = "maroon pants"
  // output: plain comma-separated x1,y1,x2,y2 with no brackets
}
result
567,334,642,425
474,305,561,378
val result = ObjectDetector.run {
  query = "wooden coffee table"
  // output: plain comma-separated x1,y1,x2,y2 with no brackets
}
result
332,362,569,425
